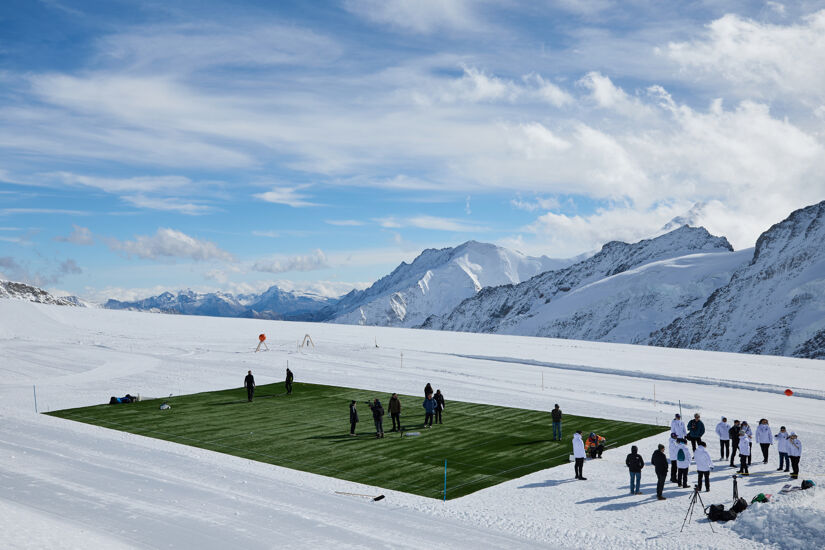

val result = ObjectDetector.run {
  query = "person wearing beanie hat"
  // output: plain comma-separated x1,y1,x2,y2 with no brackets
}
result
715,416,731,460
625,445,644,495
585,432,606,458
787,432,802,479
775,426,790,472
572,431,586,480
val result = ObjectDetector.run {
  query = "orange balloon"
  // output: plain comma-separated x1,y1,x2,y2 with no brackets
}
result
259,334,266,342
784,389,793,396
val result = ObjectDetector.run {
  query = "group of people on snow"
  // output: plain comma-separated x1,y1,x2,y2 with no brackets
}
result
242,368,293,402
350,383,446,438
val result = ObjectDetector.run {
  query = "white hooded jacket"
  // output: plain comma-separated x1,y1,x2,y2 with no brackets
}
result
676,442,692,469
694,446,713,472
755,423,773,444
715,419,730,440
572,433,586,458
775,431,790,453
671,418,687,438
738,434,751,456
669,438,679,461
787,434,802,457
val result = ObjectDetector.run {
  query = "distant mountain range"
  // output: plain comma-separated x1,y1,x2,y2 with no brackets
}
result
4,200,825,360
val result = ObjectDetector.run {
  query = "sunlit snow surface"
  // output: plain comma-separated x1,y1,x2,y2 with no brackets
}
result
1,300,823,549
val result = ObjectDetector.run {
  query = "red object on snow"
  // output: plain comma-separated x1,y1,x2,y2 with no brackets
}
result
259,334,266,342
784,389,793,396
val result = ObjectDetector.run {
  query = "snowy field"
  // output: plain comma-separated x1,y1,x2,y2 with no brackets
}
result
1,300,823,549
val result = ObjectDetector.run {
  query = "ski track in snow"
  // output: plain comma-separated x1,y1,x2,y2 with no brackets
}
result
1,300,824,549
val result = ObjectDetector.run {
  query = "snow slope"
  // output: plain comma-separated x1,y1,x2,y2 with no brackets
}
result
0,280,82,307
328,240,569,328
1,300,823,549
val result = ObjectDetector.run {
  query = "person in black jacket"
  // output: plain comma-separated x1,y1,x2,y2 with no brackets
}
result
349,400,359,436
551,404,562,441
626,445,645,495
434,389,445,424
244,370,255,402
285,368,294,395
729,420,741,467
424,382,433,398
368,398,385,438
687,413,705,451
651,444,669,500
388,393,401,431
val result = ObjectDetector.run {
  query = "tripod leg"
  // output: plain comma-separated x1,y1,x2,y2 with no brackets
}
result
695,492,715,533
680,493,696,532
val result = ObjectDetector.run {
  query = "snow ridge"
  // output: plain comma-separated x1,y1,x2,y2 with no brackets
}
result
0,280,83,307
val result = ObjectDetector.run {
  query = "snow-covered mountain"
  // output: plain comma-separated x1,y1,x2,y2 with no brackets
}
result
426,226,735,335
648,200,825,359
104,286,335,320
0,280,84,306
325,240,572,328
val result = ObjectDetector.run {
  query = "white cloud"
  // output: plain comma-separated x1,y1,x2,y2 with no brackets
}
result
252,249,330,274
50,172,194,193
375,215,488,232
254,185,319,208
511,196,561,212
325,219,365,226
108,228,235,262
54,225,94,245
122,195,211,215
344,0,484,34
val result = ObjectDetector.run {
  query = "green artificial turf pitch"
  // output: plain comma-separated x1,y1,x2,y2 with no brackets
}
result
48,382,666,499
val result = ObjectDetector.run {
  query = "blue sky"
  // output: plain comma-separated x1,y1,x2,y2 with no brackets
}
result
2,0,825,301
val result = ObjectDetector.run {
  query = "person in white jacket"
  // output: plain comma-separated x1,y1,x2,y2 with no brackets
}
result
715,417,731,460
741,421,753,465
676,438,692,488
775,426,790,472
755,419,773,464
572,430,586,480
671,414,687,439
694,441,713,491
737,431,751,475
787,432,802,479
668,433,680,483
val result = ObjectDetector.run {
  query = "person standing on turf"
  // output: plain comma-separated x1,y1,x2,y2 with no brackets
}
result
572,430,586,480
671,413,687,439
285,368,293,395
652,444,669,500
775,426,790,472
349,400,359,436
424,382,433,398
422,393,437,428
741,421,753,465
434,389,445,425
676,438,692,488
787,432,802,479
737,430,751,475
388,393,401,432
551,404,563,441
687,413,705,451
368,398,384,438
244,370,255,402
694,441,713,492
669,433,679,483
715,417,731,460
755,418,773,463
625,445,644,495
729,420,742,467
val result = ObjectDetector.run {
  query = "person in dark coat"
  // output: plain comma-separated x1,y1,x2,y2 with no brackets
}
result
434,389,445,424
625,445,645,495
551,404,562,441
422,394,437,427
388,393,402,432
285,368,293,395
368,398,384,438
349,400,359,436
244,370,255,402
651,444,669,500
687,413,705,451
424,382,433,398
728,420,741,467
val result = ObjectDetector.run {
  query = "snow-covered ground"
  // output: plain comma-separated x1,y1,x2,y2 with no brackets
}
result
1,300,823,549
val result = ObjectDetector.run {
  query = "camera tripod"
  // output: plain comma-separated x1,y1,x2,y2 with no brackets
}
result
732,474,739,503
680,485,715,533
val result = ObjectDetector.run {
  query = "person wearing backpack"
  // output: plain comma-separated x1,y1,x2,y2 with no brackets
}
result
694,441,713,491
651,444,669,500
775,426,790,472
715,417,731,460
687,413,705,451
737,430,751,475
625,445,645,495
668,433,679,483
676,438,692,488
572,430,586,480
755,419,773,463
787,432,802,479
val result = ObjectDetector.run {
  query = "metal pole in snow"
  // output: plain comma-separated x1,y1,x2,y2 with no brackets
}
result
443,459,447,502
679,399,682,418
33,385,38,414
654,384,657,425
